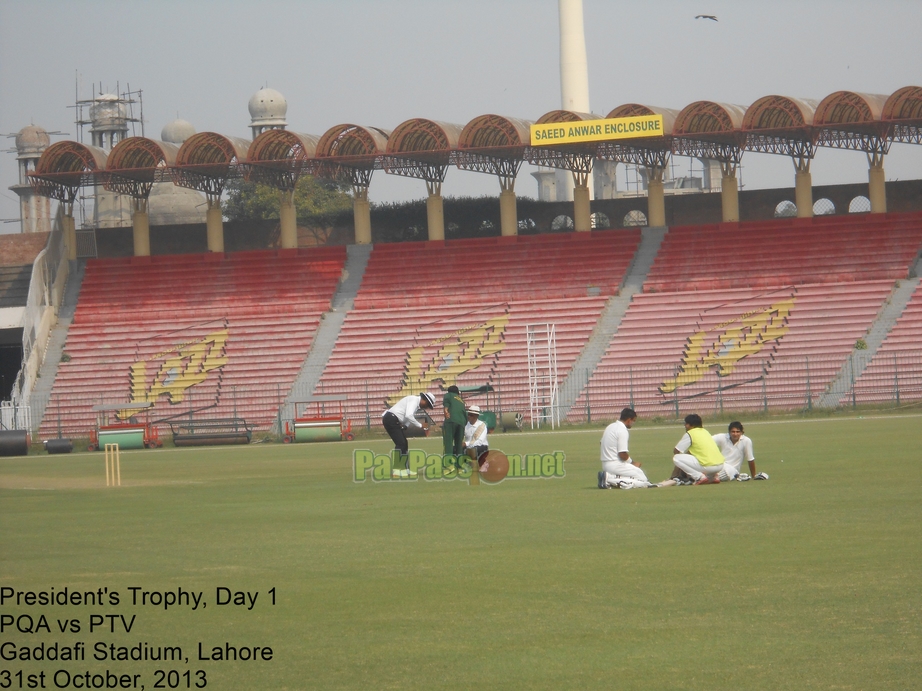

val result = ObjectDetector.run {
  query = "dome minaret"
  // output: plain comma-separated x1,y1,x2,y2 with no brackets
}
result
87,95,132,227
88,94,130,151
6,125,55,233
248,88,288,140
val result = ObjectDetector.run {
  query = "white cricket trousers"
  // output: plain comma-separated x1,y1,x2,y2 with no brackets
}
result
672,454,730,482
602,460,650,484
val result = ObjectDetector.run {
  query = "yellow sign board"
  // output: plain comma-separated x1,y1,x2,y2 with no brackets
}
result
530,114,665,145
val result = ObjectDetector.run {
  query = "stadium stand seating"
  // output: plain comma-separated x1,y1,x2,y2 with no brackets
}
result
643,213,922,293
38,248,345,439
569,280,897,420
31,209,922,438
312,230,641,423
570,211,922,420
853,280,922,404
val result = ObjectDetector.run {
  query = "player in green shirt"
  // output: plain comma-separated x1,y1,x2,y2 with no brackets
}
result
442,385,467,474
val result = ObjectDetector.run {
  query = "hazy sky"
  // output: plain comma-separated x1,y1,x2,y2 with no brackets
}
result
1,0,920,233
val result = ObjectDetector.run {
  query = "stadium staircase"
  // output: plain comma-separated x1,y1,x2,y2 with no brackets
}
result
282,243,372,418
851,278,922,405
311,231,642,426
817,277,921,407
36,249,345,440
28,259,86,431
556,226,666,419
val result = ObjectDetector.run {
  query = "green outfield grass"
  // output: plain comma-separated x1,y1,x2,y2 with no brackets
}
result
1,414,920,690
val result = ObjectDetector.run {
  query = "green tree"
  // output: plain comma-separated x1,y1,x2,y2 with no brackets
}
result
223,175,353,222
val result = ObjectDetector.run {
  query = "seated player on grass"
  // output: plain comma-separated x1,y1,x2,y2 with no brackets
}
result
670,414,733,486
462,405,488,465
712,421,768,481
597,407,655,489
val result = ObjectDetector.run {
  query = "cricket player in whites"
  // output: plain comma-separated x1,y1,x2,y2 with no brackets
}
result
672,414,733,485
713,421,769,481
597,408,654,489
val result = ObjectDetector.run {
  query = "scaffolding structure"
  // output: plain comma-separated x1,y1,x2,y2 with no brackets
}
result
69,81,144,229
527,323,559,429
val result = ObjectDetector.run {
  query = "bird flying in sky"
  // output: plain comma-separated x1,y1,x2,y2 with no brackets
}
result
695,14,718,21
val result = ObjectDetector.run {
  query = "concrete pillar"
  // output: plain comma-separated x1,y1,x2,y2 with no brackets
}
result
647,174,666,227
499,188,518,236
131,200,151,257
795,169,813,218
206,199,224,253
721,173,740,223
279,191,298,249
63,212,77,261
426,193,445,241
868,161,887,214
353,188,372,244
573,183,591,232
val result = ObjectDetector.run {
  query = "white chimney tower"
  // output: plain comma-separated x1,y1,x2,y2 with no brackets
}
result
559,0,591,113
556,0,594,202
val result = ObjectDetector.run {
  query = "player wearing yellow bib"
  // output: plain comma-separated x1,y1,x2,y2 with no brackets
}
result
672,414,732,485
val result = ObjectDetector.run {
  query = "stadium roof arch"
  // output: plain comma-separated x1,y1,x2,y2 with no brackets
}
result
883,86,922,144
382,118,464,187
454,114,533,188
672,101,748,163
526,109,602,175
173,132,250,198
315,124,390,188
104,137,179,198
31,140,108,203
244,129,320,190
26,85,922,229
742,95,820,164
813,91,890,155
597,104,679,169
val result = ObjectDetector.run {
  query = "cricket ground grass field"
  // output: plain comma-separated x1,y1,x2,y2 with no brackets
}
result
1,413,920,690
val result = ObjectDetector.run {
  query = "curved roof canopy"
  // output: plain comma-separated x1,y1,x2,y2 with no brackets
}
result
882,86,922,120
674,101,746,137
814,91,886,126
245,129,320,190
527,110,602,172
105,137,179,197
315,124,390,186
597,104,677,167
317,124,389,159
27,86,922,198
173,132,250,196
883,86,922,144
743,95,818,130
813,91,890,153
458,114,532,150
672,101,748,161
455,114,532,180
31,140,108,202
535,110,600,124
743,95,820,158
606,104,678,135
383,119,463,181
